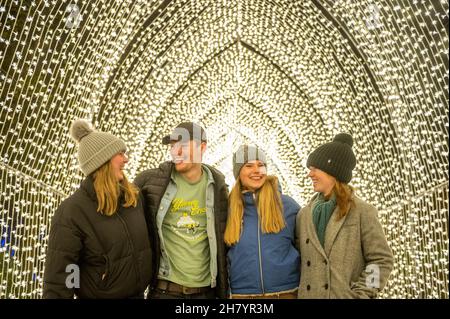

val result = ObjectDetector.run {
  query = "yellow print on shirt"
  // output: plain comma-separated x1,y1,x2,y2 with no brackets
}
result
170,198,206,215
176,212,199,230
170,198,207,239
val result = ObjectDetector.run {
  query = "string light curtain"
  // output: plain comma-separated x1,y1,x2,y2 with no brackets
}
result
0,0,448,298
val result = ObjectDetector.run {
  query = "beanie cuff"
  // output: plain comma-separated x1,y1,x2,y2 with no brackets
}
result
80,139,126,175
233,145,267,179
306,159,352,183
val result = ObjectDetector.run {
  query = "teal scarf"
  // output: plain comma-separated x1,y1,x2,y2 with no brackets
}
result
312,193,337,248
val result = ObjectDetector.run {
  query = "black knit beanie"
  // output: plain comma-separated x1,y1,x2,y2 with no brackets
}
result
306,133,356,183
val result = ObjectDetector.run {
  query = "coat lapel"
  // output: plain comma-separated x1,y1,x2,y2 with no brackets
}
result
323,206,349,256
304,195,328,260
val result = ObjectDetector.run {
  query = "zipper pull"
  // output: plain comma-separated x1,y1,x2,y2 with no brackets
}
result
102,255,108,281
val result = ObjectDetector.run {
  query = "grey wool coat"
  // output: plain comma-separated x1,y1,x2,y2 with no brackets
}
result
295,194,394,299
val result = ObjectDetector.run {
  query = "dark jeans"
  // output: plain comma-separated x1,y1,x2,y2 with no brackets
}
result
148,287,216,299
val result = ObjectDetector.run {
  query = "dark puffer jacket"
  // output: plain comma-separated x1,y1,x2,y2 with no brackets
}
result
43,176,153,299
134,161,229,299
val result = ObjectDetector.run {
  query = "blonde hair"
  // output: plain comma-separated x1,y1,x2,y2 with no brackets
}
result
224,175,285,246
328,181,355,220
93,161,138,216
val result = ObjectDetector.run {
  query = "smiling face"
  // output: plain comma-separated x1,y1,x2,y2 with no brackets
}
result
239,160,267,192
170,140,206,174
110,151,128,182
308,166,336,196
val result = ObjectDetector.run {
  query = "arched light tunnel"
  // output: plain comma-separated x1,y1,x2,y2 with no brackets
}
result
0,0,448,298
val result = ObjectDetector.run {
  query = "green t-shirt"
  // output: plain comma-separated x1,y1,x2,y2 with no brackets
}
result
161,169,211,287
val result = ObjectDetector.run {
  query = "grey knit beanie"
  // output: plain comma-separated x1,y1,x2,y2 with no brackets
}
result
232,145,267,179
306,133,356,183
69,119,127,176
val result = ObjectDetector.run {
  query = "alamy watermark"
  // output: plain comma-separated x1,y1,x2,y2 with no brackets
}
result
65,264,80,289
365,264,380,289
65,4,83,29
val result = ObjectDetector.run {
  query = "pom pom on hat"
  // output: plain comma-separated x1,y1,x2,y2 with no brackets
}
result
333,133,353,147
70,119,94,143
69,119,126,176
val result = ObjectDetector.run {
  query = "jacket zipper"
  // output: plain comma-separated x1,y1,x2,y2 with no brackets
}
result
101,255,109,281
117,213,142,293
253,193,265,295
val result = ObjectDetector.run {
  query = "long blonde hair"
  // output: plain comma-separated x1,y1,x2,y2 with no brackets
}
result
329,181,355,220
93,161,138,216
224,175,285,246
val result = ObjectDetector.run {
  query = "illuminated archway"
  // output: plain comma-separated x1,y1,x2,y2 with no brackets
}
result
0,0,448,298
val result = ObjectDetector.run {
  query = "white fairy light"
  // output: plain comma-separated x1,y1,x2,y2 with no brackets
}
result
0,0,448,298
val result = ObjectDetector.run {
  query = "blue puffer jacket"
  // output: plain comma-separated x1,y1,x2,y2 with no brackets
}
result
227,191,301,295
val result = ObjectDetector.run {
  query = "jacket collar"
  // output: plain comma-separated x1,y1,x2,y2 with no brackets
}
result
242,191,256,206
305,192,351,257
167,161,217,186
240,178,283,205
323,206,348,256
80,175,97,202
80,175,125,206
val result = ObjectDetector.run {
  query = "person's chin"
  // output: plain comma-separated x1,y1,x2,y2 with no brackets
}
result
248,182,264,191
174,161,190,172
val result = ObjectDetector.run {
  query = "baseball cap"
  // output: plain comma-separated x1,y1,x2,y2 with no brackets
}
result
162,122,207,145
